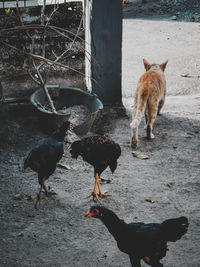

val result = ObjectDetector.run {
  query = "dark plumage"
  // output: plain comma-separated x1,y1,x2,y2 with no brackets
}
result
70,136,121,202
85,206,189,267
24,121,72,208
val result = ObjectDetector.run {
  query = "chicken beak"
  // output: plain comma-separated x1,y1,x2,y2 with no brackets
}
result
85,210,92,218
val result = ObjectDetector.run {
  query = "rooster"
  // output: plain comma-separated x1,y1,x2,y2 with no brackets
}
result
24,121,72,208
70,136,121,202
85,206,189,267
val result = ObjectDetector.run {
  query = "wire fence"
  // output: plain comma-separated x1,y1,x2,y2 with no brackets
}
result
0,0,83,8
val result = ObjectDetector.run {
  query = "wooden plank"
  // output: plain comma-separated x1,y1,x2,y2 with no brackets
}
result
90,0,123,105
84,0,92,92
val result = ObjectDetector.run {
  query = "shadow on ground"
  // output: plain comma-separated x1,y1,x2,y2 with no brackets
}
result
0,104,199,266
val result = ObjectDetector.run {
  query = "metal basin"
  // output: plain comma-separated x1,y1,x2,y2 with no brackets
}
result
30,86,103,135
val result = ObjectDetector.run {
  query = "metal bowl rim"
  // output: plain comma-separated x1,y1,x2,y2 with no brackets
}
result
30,86,103,115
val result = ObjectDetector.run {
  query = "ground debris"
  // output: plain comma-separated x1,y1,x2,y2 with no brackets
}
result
13,194,32,200
132,152,149,159
145,197,154,203
58,105,90,126
181,73,200,78
56,162,72,170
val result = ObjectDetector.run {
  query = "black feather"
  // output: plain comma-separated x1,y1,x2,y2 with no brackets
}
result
161,216,189,242
70,136,121,174
88,206,189,267
24,121,71,187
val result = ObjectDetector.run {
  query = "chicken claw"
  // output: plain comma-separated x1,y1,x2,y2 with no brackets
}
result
87,190,100,203
98,192,111,198
97,175,111,198
87,190,110,203
87,173,111,202
33,194,40,209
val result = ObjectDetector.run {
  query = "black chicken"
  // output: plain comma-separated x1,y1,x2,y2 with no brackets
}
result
85,206,189,267
70,136,121,202
24,121,72,208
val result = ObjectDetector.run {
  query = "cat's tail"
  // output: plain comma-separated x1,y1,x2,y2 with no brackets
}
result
130,91,148,130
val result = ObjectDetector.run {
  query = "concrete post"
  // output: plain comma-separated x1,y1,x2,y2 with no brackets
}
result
85,0,123,106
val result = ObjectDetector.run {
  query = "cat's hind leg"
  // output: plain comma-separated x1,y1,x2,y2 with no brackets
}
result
157,99,165,115
130,120,138,148
130,97,139,148
144,101,149,129
130,90,147,147
158,90,166,115
146,99,158,139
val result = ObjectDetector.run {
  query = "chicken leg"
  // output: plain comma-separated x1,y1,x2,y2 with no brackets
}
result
87,173,99,202
34,184,43,209
87,173,110,202
96,173,110,198
34,176,47,209
129,255,141,267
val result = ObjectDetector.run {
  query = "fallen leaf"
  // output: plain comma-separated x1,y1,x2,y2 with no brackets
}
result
180,73,200,78
13,194,23,200
181,72,190,77
145,197,154,203
137,154,149,160
23,194,33,200
132,152,149,159
13,194,33,200
56,163,72,170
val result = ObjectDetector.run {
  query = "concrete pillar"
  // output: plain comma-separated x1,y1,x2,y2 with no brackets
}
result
85,0,123,106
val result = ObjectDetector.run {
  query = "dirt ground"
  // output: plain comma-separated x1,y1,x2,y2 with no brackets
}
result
0,1,200,267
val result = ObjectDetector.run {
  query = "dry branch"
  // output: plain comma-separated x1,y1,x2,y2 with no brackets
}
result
0,6,104,112
0,25,99,67
1,41,85,76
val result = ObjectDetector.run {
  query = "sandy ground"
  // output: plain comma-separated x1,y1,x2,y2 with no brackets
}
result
0,2,200,267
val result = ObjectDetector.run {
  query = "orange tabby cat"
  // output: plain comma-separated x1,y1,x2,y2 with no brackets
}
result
130,59,168,148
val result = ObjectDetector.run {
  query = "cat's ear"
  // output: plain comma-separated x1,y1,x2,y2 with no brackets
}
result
143,59,150,71
160,60,168,72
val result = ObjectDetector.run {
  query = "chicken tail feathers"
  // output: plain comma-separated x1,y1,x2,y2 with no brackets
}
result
24,152,32,170
161,216,189,242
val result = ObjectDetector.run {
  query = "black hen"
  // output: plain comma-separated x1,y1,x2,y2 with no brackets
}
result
24,121,72,208
85,206,189,267
70,136,121,202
